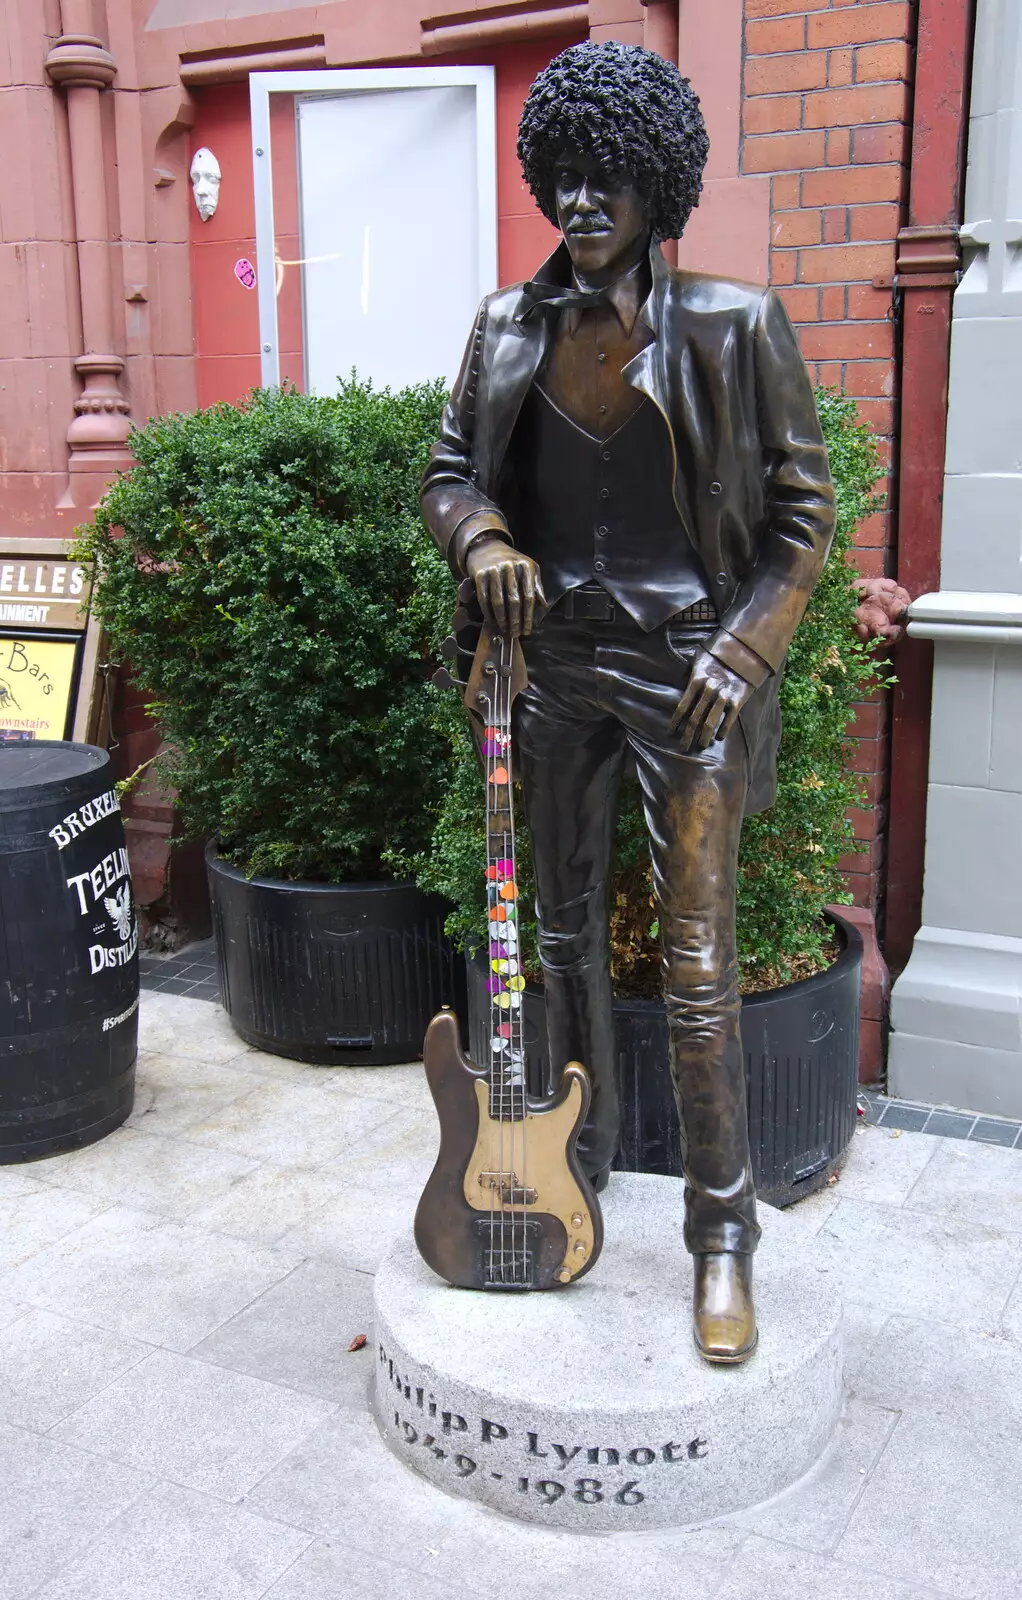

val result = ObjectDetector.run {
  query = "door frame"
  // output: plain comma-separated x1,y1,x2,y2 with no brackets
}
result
249,66,498,389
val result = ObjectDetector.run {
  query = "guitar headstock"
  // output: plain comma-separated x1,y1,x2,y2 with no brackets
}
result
464,626,528,725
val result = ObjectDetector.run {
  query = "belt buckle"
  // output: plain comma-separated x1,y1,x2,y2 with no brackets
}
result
559,586,615,623
580,586,614,622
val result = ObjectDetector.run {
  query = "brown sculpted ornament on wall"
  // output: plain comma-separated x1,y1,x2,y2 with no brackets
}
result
420,42,836,1362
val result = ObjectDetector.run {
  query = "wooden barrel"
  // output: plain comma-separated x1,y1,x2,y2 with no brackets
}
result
0,741,137,1162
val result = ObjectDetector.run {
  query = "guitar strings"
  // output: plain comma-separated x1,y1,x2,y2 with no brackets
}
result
499,635,518,1284
483,657,499,1278
499,638,516,1284
486,634,527,1285
504,632,527,1284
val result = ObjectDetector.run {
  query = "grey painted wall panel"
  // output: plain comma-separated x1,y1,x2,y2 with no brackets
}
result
940,474,1022,591
926,646,994,787
921,785,1022,937
989,652,1022,790
890,0,1022,1116
942,318,1022,472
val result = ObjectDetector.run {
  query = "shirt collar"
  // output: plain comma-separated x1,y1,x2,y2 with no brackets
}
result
566,258,651,338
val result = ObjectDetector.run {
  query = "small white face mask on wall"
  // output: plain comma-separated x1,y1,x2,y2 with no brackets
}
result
190,148,222,222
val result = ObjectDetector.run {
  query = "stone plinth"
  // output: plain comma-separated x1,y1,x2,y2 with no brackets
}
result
372,1174,843,1531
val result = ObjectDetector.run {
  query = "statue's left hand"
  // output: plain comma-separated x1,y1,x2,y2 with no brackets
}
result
669,650,755,752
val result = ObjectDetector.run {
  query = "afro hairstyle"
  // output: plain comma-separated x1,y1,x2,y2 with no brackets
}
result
517,41,709,243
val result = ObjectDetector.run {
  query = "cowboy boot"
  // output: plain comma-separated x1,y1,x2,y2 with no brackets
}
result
693,1252,758,1364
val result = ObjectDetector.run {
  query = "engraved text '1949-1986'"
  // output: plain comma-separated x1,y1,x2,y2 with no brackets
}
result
379,1343,708,1510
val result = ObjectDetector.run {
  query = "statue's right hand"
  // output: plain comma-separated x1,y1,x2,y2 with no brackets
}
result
465,537,547,639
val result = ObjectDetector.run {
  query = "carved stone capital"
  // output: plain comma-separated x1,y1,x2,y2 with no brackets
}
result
68,354,132,456
45,33,117,92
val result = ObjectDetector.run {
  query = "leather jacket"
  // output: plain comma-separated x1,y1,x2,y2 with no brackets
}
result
420,242,836,811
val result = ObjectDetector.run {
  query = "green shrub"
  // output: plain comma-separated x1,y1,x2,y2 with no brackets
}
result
407,389,887,993
74,379,448,883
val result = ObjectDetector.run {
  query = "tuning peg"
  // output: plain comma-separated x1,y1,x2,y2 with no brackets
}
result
431,667,467,692
457,578,475,604
452,606,474,633
440,634,459,660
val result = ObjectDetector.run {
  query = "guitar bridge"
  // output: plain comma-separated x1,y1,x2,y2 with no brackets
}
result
472,1216,541,1288
477,1172,538,1207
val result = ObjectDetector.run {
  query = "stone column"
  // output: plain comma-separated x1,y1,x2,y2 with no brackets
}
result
45,11,133,504
889,0,1022,1117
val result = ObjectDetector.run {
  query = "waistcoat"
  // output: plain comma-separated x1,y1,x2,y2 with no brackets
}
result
505,384,709,631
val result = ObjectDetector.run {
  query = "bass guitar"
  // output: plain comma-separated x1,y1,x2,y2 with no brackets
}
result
414,622,604,1291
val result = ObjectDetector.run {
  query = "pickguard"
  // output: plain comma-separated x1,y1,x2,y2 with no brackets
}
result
462,1069,597,1283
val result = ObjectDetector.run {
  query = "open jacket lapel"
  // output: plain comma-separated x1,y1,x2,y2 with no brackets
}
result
622,247,698,541
485,243,697,544
476,243,575,492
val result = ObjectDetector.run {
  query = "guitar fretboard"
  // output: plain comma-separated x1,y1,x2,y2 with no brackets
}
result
483,670,526,1122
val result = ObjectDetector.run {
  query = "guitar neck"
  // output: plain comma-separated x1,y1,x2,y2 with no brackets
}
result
482,636,526,1122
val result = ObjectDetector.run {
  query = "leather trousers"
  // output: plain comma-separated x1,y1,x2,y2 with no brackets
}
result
515,610,761,1257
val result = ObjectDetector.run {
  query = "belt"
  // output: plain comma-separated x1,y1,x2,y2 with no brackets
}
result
552,584,718,626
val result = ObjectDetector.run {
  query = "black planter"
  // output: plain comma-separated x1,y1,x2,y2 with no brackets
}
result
207,846,463,1065
467,909,863,1207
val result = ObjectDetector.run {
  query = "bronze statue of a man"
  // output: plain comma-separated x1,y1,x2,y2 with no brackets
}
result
421,42,835,1362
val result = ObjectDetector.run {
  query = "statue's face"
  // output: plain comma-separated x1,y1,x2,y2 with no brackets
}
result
190,148,222,223
554,150,651,282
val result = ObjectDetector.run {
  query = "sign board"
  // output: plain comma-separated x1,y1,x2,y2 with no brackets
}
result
0,634,81,741
0,557,91,630
0,541,103,747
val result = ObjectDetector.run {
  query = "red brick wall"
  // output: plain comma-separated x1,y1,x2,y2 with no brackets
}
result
742,0,915,915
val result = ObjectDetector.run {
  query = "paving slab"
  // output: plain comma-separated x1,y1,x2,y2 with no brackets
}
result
245,1406,482,1562
263,1539,471,1600
187,1161,347,1247
137,993,255,1066
0,1205,299,1350
998,1273,1022,1341
192,1257,376,1404
812,1197,1022,1331
182,1080,402,1166
837,1415,1022,1600
903,1137,1022,1235
249,1056,431,1116
283,1109,439,1272
52,1347,336,1500
779,1181,840,1234
0,1169,51,1200
127,1050,265,1136
0,1421,151,1600
32,1481,312,1600
855,1314,1022,1436
733,1396,899,1555
0,1184,110,1273
840,1302,891,1385
0,1308,150,1432
323,1061,436,1117
426,1512,745,1600
36,1125,262,1220
720,1534,943,1599
833,1124,943,1205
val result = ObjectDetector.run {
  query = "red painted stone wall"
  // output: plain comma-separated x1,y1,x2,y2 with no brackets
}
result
189,37,578,408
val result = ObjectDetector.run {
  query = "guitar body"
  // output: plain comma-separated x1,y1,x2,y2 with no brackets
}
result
415,1010,604,1291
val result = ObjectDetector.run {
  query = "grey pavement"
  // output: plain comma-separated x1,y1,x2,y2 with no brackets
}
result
0,991,1019,1598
